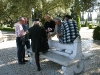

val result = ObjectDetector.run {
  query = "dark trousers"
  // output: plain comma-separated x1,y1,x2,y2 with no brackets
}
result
35,52,40,68
25,39,30,49
16,37,25,63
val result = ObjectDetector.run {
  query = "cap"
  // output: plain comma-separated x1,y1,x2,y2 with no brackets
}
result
34,18,39,21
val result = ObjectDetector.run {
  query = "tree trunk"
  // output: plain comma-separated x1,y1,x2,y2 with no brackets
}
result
28,12,33,27
28,6,33,27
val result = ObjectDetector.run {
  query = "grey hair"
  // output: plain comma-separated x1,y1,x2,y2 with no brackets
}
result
54,17,61,22
18,17,24,21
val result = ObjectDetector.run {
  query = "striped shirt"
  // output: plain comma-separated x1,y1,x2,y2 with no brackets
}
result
60,19,79,44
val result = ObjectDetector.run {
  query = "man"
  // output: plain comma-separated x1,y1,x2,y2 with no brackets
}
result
22,17,30,56
22,17,30,49
61,15,79,44
44,14,56,34
15,17,28,64
50,16,79,44
49,18,61,38
28,19,49,71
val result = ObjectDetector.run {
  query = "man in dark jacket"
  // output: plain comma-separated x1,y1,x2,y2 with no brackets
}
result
44,14,56,34
28,19,49,71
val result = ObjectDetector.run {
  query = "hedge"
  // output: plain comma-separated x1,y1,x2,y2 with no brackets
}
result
81,24,86,27
93,26,100,40
0,27,15,32
88,24,96,29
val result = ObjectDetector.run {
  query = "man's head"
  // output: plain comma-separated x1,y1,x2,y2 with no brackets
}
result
45,14,51,22
34,18,40,25
24,17,28,24
54,18,61,26
18,17,25,25
63,15,72,21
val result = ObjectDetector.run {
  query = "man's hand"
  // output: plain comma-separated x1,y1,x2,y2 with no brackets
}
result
57,33,62,37
48,28,52,31
47,28,52,32
26,30,29,34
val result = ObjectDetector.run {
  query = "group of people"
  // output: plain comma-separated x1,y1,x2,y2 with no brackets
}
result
15,14,80,71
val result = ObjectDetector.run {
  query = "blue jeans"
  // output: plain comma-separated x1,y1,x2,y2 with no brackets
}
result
16,37,25,63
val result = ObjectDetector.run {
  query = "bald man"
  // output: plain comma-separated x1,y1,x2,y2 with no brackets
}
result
44,15,56,34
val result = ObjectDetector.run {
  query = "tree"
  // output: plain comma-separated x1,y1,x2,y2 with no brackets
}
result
0,0,75,26
0,0,96,27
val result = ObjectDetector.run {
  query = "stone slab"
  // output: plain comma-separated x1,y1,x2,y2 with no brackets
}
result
40,51,80,67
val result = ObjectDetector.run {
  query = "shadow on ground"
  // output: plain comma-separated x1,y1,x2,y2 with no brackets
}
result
0,40,100,75
0,47,63,75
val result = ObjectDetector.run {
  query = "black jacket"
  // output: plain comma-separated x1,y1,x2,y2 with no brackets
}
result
44,20,55,33
28,25,49,52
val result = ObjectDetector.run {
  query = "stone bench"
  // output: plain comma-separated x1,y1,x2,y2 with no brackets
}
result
0,30,8,42
28,36,94,75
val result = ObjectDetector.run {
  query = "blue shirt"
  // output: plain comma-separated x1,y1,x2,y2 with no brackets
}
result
22,24,29,41
22,24,29,31
57,25,61,34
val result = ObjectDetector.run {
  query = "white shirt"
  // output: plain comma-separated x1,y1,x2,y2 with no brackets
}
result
15,22,26,37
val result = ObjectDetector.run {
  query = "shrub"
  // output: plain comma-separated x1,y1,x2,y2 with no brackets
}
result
76,15,81,31
85,19,88,27
0,27,15,32
88,24,93,29
81,24,86,27
88,24,96,29
0,23,3,27
93,26,100,40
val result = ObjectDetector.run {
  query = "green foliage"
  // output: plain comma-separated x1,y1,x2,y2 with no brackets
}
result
73,0,95,15
76,15,81,31
81,24,86,27
93,26,100,40
0,27,15,31
0,0,97,27
85,19,88,27
0,23,3,27
88,24,93,29
88,24,96,29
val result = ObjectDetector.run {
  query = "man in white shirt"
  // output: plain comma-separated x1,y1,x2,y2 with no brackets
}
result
15,17,28,64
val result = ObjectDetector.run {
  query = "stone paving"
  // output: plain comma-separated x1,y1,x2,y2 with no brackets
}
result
0,27,100,75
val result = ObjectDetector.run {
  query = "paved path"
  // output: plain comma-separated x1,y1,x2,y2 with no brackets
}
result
80,27,94,39
0,27,100,75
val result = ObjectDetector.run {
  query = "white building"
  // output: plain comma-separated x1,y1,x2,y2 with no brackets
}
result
80,0,100,24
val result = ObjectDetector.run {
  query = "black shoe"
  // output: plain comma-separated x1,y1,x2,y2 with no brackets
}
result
23,60,28,62
18,62,25,64
28,55,30,57
37,68,41,71
42,51,48,54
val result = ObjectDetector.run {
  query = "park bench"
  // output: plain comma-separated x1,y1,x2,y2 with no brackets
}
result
28,36,94,75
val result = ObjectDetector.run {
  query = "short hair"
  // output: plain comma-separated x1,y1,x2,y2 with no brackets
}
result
24,17,28,21
63,15,72,20
45,14,51,18
18,17,24,21
54,17,61,22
